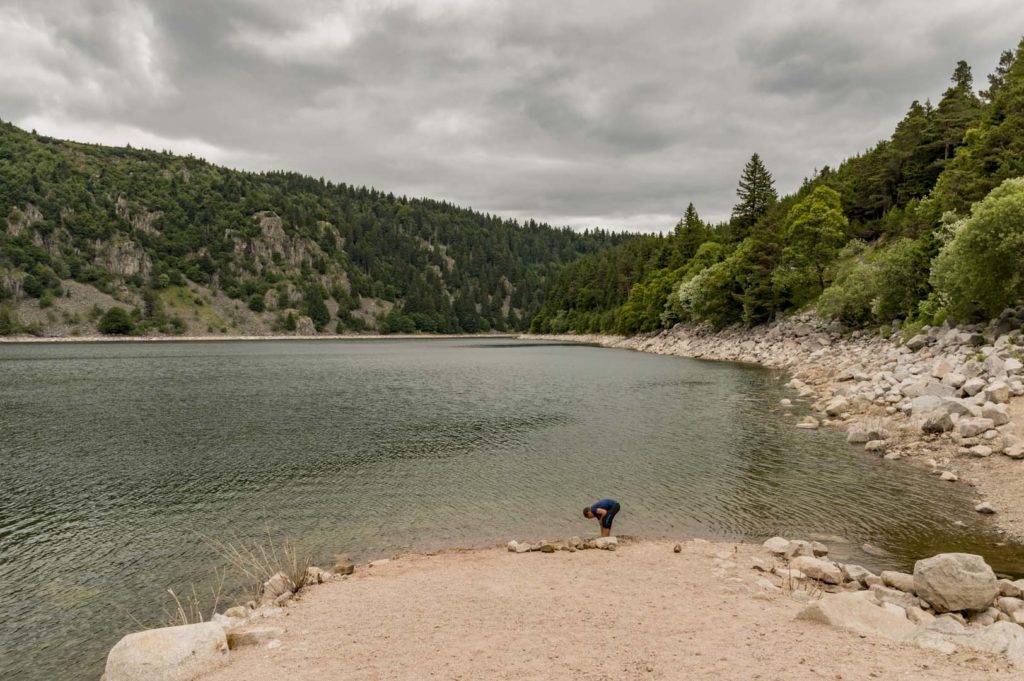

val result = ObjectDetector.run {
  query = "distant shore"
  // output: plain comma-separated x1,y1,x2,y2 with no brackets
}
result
0,332,521,344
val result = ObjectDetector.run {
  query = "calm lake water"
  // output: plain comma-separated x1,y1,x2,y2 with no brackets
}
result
1,338,1022,680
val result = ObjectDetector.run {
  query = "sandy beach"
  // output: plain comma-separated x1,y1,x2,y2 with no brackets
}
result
195,540,1010,681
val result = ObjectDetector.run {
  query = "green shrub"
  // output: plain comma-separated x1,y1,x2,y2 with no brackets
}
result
931,177,1024,319
97,307,134,335
817,238,930,326
247,294,265,313
0,305,19,335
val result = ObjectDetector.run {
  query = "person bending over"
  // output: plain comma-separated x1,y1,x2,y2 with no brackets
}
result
583,498,620,537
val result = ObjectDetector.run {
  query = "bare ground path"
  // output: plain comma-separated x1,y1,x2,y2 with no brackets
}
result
199,541,1008,681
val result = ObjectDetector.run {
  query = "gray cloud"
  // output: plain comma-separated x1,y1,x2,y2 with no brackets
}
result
2,0,1022,232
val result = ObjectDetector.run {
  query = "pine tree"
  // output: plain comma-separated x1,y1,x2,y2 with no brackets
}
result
731,153,777,238
931,60,982,164
671,202,708,266
936,38,1024,212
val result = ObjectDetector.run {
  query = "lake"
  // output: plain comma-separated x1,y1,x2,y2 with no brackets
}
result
0,338,1020,680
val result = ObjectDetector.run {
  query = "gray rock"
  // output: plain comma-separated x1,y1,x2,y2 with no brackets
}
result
873,584,918,609
846,423,889,444
880,571,916,594
940,471,958,482
1006,357,1023,374
958,417,995,438
998,579,1023,598
840,563,876,587
260,571,294,605
910,395,943,415
333,558,355,576
939,397,973,416
865,440,887,452
762,537,790,555
942,372,967,388
905,335,929,351
796,591,915,640
913,553,999,613
981,402,1010,426
104,623,229,681
922,410,954,434
593,536,617,550
824,397,849,417
984,354,1006,377
997,597,1024,616
784,540,815,559
789,556,843,585
1004,444,1024,459
969,445,994,458
986,381,1011,403
961,377,987,396
975,501,996,514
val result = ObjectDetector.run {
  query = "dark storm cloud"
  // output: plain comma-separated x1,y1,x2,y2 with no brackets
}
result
2,1,1023,232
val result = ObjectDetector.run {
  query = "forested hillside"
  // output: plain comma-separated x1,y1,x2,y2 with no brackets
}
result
0,123,630,336
533,38,1024,337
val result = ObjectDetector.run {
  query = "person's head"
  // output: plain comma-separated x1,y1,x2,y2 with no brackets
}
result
582,506,593,519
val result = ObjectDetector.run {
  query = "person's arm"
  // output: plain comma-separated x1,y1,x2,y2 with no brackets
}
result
593,508,607,523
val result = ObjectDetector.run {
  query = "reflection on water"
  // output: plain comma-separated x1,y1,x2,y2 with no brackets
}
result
0,338,1021,681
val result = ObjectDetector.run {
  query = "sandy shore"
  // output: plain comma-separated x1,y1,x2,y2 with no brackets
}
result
196,540,1009,681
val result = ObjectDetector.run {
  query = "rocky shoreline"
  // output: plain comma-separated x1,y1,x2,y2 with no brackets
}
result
528,310,1024,539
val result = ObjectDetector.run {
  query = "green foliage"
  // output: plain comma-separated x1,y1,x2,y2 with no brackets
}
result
0,305,18,334
774,185,849,304
247,294,265,312
0,120,632,334
931,177,1024,319
537,40,1024,335
97,306,134,335
818,238,930,325
936,39,1024,213
302,286,330,331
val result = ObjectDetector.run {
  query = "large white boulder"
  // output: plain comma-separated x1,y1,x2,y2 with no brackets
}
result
104,622,229,681
796,591,915,641
913,553,998,613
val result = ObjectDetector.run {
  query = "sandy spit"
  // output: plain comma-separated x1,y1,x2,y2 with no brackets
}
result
198,541,1007,681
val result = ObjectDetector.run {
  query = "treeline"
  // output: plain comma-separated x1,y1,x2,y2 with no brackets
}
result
0,123,633,334
533,39,1024,336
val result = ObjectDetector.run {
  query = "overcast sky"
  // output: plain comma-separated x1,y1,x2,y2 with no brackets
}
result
2,1,1022,232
